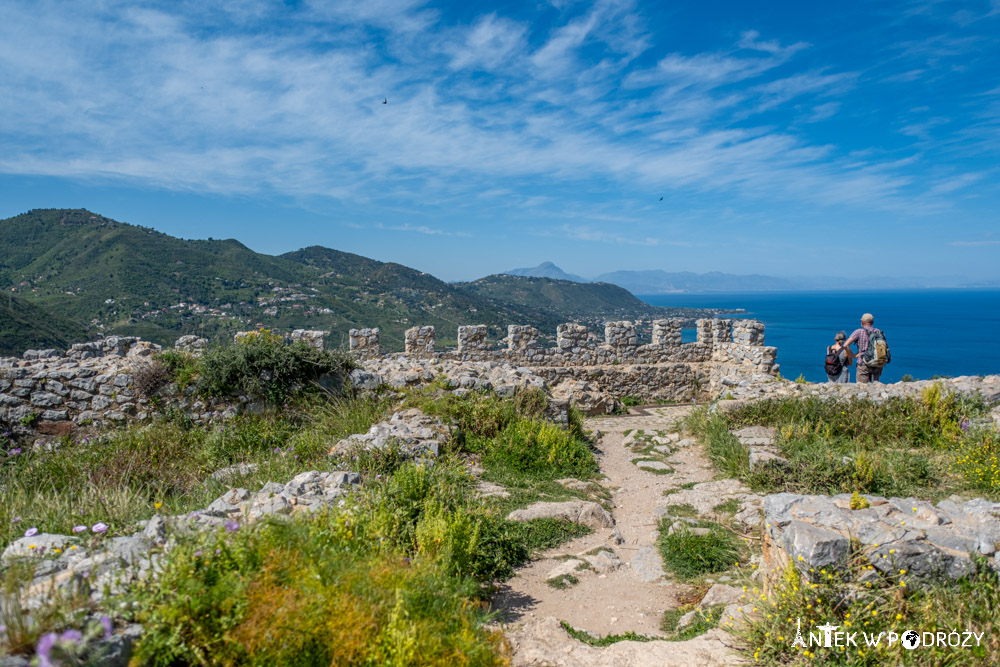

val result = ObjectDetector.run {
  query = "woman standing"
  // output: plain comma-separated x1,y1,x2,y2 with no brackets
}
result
825,331,854,383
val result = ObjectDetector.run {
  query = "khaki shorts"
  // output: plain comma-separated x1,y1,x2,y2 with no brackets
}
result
856,364,883,383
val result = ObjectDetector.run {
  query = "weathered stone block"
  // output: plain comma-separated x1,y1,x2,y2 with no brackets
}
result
457,325,489,353
404,325,435,355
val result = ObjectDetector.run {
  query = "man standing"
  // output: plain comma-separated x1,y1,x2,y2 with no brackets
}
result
844,313,888,383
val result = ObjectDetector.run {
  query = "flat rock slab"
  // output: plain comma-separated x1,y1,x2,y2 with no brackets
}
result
700,583,742,608
635,460,671,471
477,481,511,498
630,545,666,583
507,501,615,529
763,492,1000,586
508,617,742,666
731,426,777,439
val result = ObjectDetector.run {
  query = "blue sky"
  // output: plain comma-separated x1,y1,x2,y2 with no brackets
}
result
1,0,998,282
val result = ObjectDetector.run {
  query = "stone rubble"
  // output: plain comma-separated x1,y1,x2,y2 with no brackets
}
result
762,492,1000,587
326,407,448,461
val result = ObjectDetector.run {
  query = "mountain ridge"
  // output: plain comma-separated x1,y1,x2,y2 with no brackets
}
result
0,209,728,355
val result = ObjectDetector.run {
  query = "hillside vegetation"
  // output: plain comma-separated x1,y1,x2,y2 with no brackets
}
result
0,292,88,355
0,209,728,354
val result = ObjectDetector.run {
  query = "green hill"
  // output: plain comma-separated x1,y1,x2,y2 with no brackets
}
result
0,292,88,355
0,209,728,353
455,275,667,326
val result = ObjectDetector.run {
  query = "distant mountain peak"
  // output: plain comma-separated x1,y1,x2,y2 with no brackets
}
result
504,261,587,283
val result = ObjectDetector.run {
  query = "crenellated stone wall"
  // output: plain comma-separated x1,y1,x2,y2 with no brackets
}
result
344,318,779,399
652,319,683,347
0,318,778,434
507,325,540,351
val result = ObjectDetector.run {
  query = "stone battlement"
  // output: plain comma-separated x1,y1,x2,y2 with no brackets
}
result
347,318,778,375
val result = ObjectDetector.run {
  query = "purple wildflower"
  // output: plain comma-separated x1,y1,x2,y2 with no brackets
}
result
8,447,21,455
72,525,87,533
24,527,38,537
961,419,970,432
100,615,113,640
11,516,20,524
273,447,280,453
224,520,240,532
91,522,108,534
194,550,203,557
215,548,221,554
59,629,83,643
35,632,57,667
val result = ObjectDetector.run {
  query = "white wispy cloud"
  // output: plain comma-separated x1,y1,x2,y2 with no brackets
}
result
0,0,989,228
949,240,1000,246
379,223,472,237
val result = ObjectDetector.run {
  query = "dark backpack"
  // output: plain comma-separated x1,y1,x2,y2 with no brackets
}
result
863,329,890,368
825,346,844,376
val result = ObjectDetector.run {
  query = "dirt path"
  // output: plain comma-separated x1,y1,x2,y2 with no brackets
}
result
495,406,752,665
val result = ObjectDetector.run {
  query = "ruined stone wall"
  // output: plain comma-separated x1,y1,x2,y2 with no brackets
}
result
348,328,380,358
346,318,777,399
403,326,435,356
0,317,777,435
348,319,771,370
1,337,165,433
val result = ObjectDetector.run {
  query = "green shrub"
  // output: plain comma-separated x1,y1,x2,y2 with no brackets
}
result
688,391,990,499
483,419,598,480
197,331,353,404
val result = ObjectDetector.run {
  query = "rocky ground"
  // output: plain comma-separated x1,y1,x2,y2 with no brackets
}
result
494,405,760,666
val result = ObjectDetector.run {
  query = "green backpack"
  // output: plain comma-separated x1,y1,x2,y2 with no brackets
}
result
863,329,890,368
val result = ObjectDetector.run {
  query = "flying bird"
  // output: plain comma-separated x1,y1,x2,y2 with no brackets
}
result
659,196,663,201
383,98,387,104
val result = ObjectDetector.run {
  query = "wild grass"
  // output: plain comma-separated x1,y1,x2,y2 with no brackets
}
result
658,520,746,581
744,559,1000,666
4,387,600,663
686,386,995,499
0,396,393,550
559,621,656,647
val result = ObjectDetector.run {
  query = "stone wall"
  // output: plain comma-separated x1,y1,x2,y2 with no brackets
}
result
652,319,682,347
404,326,435,356
290,329,329,350
344,318,777,400
348,328,380,358
457,325,489,353
0,337,163,434
345,318,771,368
0,317,778,433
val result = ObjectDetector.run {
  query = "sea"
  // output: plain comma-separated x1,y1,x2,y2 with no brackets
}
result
639,290,1000,384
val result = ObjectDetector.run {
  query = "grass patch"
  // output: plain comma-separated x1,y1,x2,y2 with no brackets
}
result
712,498,741,515
129,506,508,666
546,574,579,590
660,604,725,640
686,386,995,499
658,521,746,580
559,621,656,647
665,503,699,518
0,396,393,550
3,388,601,663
